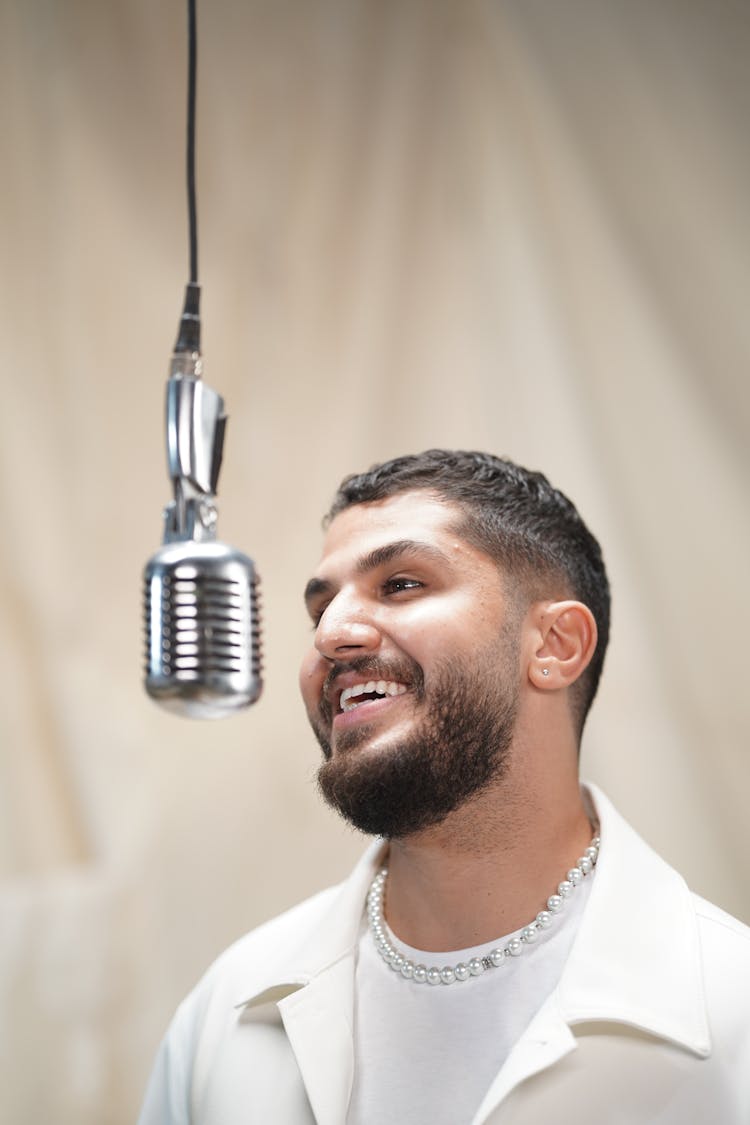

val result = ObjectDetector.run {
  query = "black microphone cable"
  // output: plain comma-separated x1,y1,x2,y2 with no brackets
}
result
175,0,200,356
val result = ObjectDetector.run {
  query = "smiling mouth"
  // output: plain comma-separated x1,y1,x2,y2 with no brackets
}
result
339,681,408,713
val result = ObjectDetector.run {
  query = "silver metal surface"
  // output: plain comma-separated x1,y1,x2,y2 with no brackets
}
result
143,350,263,718
166,361,225,498
144,540,262,718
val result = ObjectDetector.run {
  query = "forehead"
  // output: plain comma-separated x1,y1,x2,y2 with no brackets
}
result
316,490,477,573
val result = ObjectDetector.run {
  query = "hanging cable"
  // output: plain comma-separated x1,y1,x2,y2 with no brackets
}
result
186,0,198,285
174,0,200,354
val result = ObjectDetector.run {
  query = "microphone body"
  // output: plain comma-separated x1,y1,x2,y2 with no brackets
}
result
143,332,262,719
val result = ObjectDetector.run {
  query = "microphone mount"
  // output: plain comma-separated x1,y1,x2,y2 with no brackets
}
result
164,344,226,545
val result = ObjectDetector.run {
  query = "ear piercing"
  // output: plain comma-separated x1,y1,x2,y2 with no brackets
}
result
541,667,550,677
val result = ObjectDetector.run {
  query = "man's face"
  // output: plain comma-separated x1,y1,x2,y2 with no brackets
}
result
299,491,523,837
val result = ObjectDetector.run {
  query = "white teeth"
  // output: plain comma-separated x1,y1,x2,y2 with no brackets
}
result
339,681,408,712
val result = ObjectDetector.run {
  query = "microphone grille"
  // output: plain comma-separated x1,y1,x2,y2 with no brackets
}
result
144,541,262,718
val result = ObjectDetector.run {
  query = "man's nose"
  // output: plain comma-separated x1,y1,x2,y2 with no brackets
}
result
314,594,381,661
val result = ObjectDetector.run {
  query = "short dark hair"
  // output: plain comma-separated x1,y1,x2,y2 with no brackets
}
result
326,449,610,736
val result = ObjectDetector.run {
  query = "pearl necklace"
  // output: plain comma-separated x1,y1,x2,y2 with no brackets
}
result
367,830,600,985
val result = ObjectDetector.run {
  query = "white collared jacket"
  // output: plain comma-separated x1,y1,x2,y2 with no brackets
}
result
139,786,750,1124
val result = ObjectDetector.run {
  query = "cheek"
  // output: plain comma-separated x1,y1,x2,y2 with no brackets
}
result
298,648,324,709
397,598,485,651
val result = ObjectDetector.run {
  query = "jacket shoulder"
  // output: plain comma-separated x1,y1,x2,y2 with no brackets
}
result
693,892,750,960
200,880,345,991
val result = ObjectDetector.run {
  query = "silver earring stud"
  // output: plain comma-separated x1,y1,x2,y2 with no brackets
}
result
541,668,550,677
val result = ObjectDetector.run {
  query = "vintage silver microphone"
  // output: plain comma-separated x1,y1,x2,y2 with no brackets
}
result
143,2,261,718
143,285,262,718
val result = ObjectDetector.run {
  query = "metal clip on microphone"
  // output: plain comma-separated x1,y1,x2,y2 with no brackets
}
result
143,285,262,718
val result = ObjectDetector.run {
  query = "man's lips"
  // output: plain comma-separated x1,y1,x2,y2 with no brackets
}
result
323,666,410,711
331,685,410,730
317,659,423,732
339,679,408,712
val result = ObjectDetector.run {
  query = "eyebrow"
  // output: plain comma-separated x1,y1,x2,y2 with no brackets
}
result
303,539,450,607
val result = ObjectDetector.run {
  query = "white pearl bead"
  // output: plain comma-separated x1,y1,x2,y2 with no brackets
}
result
413,964,427,984
469,957,485,976
508,938,523,957
455,962,470,981
578,856,592,874
558,880,573,898
427,967,441,986
392,954,404,970
440,967,456,985
536,910,553,929
400,960,414,978
490,948,505,967
567,867,583,885
585,845,599,863
547,894,563,913
521,926,538,943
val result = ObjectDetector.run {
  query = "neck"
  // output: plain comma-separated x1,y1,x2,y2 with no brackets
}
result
383,766,592,952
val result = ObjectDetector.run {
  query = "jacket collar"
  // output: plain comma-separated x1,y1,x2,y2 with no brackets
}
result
234,838,386,1011
472,784,712,1123
234,842,387,1125
556,783,711,1057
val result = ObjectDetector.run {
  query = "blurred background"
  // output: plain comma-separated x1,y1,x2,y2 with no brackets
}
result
1,0,748,1120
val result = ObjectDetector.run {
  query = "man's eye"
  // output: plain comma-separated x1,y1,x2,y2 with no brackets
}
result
383,577,423,595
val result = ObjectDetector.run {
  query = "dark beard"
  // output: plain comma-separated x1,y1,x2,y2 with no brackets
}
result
313,649,518,838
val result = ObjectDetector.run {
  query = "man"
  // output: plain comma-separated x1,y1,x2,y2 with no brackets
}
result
139,449,750,1124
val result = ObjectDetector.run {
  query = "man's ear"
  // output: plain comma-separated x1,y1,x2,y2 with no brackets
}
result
527,601,598,691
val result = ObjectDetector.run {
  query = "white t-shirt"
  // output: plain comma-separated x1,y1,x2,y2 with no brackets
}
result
348,873,593,1125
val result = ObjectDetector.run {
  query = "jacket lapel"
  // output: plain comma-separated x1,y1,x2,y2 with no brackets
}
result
558,784,711,1055
236,840,387,1124
471,784,711,1124
278,955,356,1125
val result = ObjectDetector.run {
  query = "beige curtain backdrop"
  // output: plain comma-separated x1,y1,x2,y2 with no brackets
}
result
1,1,748,1121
